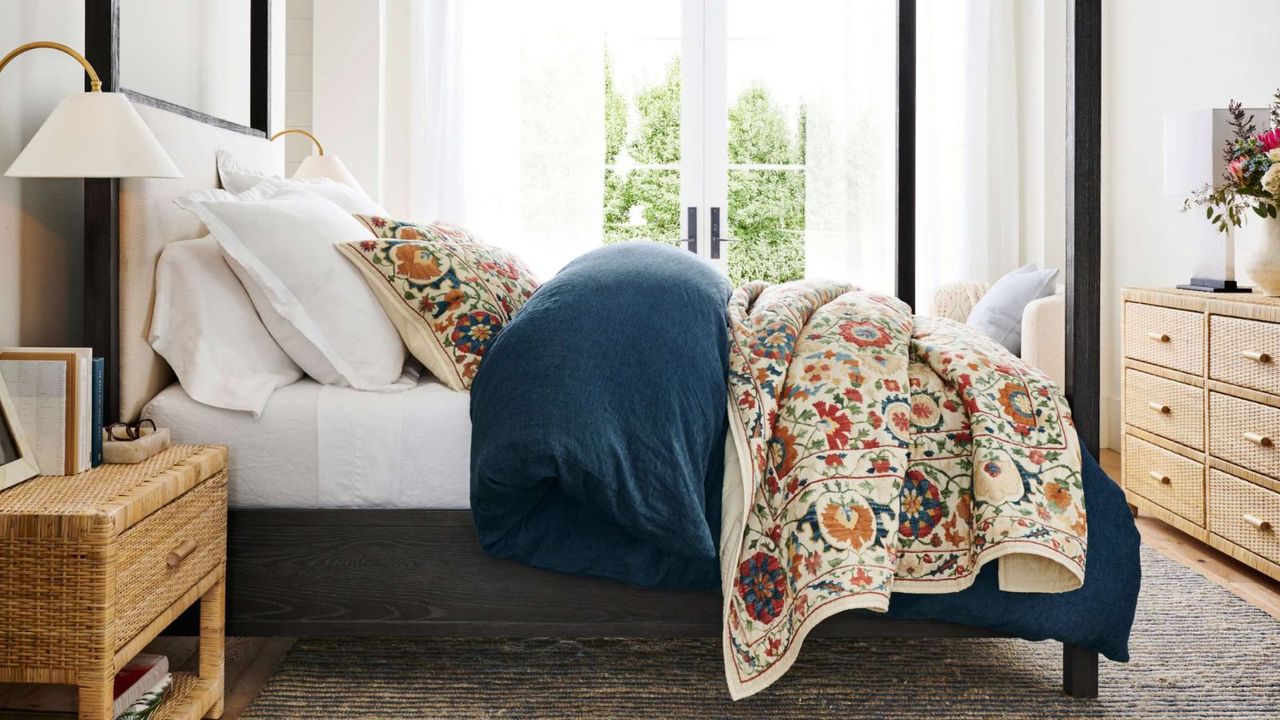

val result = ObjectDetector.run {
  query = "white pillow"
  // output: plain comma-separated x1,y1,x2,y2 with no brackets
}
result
176,184,409,389
216,148,386,215
150,236,302,417
966,263,1059,356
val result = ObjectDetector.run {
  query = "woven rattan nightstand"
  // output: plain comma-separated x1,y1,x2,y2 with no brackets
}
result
0,445,228,719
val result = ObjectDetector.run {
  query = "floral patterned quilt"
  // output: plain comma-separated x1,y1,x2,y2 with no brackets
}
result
720,281,1085,699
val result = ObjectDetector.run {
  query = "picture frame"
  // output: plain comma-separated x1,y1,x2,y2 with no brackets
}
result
0,372,40,491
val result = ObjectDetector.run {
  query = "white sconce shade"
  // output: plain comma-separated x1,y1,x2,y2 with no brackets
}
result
293,153,361,189
5,92,181,178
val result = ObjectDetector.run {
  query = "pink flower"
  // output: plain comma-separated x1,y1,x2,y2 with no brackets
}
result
1228,157,1247,181
1258,127,1280,152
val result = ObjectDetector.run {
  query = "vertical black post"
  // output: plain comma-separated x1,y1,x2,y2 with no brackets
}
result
251,0,272,134
1066,0,1102,457
84,0,121,423
1063,643,1099,698
895,0,917,310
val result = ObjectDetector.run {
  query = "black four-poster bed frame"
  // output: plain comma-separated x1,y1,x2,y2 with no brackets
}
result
81,0,1104,697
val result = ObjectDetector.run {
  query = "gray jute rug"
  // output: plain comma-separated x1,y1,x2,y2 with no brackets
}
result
243,547,1280,718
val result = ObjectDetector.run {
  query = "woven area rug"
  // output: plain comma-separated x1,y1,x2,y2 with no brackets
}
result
244,547,1280,719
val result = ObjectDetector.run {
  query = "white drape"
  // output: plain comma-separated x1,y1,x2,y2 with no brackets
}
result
915,0,1024,309
382,0,605,278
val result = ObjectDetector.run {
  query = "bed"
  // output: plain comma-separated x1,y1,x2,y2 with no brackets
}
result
80,0,1112,700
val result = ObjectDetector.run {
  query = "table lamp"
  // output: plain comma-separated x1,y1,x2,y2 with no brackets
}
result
1,41,180,178
270,128,362,190
1162,108,1262,293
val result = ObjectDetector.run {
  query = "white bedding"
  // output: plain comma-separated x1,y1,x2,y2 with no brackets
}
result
142,375,472,509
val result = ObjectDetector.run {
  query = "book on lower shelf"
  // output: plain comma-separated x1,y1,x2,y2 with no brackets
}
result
0,653,171,719
0,347,100,476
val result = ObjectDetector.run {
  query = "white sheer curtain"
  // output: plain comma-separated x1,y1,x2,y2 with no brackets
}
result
382,0,605,278
915,0,1023,309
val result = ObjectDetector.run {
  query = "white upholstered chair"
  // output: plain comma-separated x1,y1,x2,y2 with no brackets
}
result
928,282,1066,388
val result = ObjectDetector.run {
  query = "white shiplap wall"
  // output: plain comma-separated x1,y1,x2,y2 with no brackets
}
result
284,0,314,175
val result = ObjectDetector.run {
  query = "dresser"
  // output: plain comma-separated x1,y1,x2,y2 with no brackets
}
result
1122,288,1280,582
0,445,227,719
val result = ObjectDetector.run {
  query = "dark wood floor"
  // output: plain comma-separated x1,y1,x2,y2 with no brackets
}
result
153,449,1280,718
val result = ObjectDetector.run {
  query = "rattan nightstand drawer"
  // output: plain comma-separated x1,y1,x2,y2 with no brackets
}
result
1209,392,1280,479
1124,302,1203,375
114,470,227,649
1209,314,1280,396
1124,369,1203,450
1208,470,1280,564
1123,434,1204,525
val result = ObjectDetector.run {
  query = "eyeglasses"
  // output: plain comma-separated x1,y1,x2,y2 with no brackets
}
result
104,419,156,442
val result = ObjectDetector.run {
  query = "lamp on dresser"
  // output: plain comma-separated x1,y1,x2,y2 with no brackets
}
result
1122,287,1280,583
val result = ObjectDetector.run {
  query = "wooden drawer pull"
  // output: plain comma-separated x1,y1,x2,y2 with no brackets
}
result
1147,401,1171,414
1146,332,1171,343
166,539,198,568
1242,350,1273,363
1242,514,1272,532
1147,470,1171,485
1243,431,1274,448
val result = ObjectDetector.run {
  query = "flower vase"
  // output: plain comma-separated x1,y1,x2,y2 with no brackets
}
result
1246,216,1280,295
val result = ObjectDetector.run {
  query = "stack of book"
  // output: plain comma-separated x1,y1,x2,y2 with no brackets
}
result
0,347,106,474
0,654,171,719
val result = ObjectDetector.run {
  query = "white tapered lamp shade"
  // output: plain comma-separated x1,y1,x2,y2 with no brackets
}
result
5,92,181,178
293,153,361,189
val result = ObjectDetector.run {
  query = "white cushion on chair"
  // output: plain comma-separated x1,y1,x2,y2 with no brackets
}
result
965,264,1059,356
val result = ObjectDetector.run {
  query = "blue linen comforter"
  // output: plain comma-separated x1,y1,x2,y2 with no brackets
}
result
469,242,1139,663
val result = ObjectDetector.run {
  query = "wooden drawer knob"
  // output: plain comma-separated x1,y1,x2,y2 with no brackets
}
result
1242,350,1273,363
1146,332,1171,343
1243,432,1274,448
166,539,198,568
1148,470,1171,485
1242,514,1272,532
1147,401,1171,414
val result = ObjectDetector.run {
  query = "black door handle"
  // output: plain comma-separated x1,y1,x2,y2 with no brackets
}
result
683,207,698,254
710,207,730,259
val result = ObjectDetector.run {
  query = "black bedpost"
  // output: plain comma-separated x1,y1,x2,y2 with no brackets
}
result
1063,643,1100,698
250,0,272,135
895,0,917,310
1066,0,1102,458
84,0,121,424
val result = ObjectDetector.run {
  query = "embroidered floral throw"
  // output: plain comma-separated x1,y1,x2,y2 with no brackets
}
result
338,235,539,391
721,281,1085,699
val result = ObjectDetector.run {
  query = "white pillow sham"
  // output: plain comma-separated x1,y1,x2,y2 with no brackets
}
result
216,148,386,215
149,236,302,417
176,183,409,390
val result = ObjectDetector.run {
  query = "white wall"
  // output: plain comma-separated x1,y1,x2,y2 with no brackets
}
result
0,0,87,348
311,0,384,200
284,0,314,176
1101,0,1280,448
0,0,286,349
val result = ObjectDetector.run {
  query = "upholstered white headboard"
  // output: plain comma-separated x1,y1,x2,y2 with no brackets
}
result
117,103,281,421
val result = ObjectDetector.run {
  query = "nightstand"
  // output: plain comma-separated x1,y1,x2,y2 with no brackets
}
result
0,445,228,719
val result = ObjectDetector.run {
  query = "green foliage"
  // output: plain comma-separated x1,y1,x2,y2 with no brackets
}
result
602,53,807,284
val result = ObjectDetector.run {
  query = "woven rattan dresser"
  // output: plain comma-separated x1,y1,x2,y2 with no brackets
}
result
1122,288,1280,583
0,444,228,719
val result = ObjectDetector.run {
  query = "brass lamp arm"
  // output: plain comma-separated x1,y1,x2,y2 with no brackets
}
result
270,129,325,156
0,41,103,92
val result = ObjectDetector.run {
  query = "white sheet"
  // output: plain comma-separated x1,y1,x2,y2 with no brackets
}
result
142,375,472,509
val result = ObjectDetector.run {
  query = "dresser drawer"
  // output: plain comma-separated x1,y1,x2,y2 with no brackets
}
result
1124,302,1203,375
1208,470,1280,564
113,471,228,649
1209,392,1280,479
1123,434,1204,525
1124,369,1203,450
1209,314,1280,396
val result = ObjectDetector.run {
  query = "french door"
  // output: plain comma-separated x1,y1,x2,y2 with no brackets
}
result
603,0,898,290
